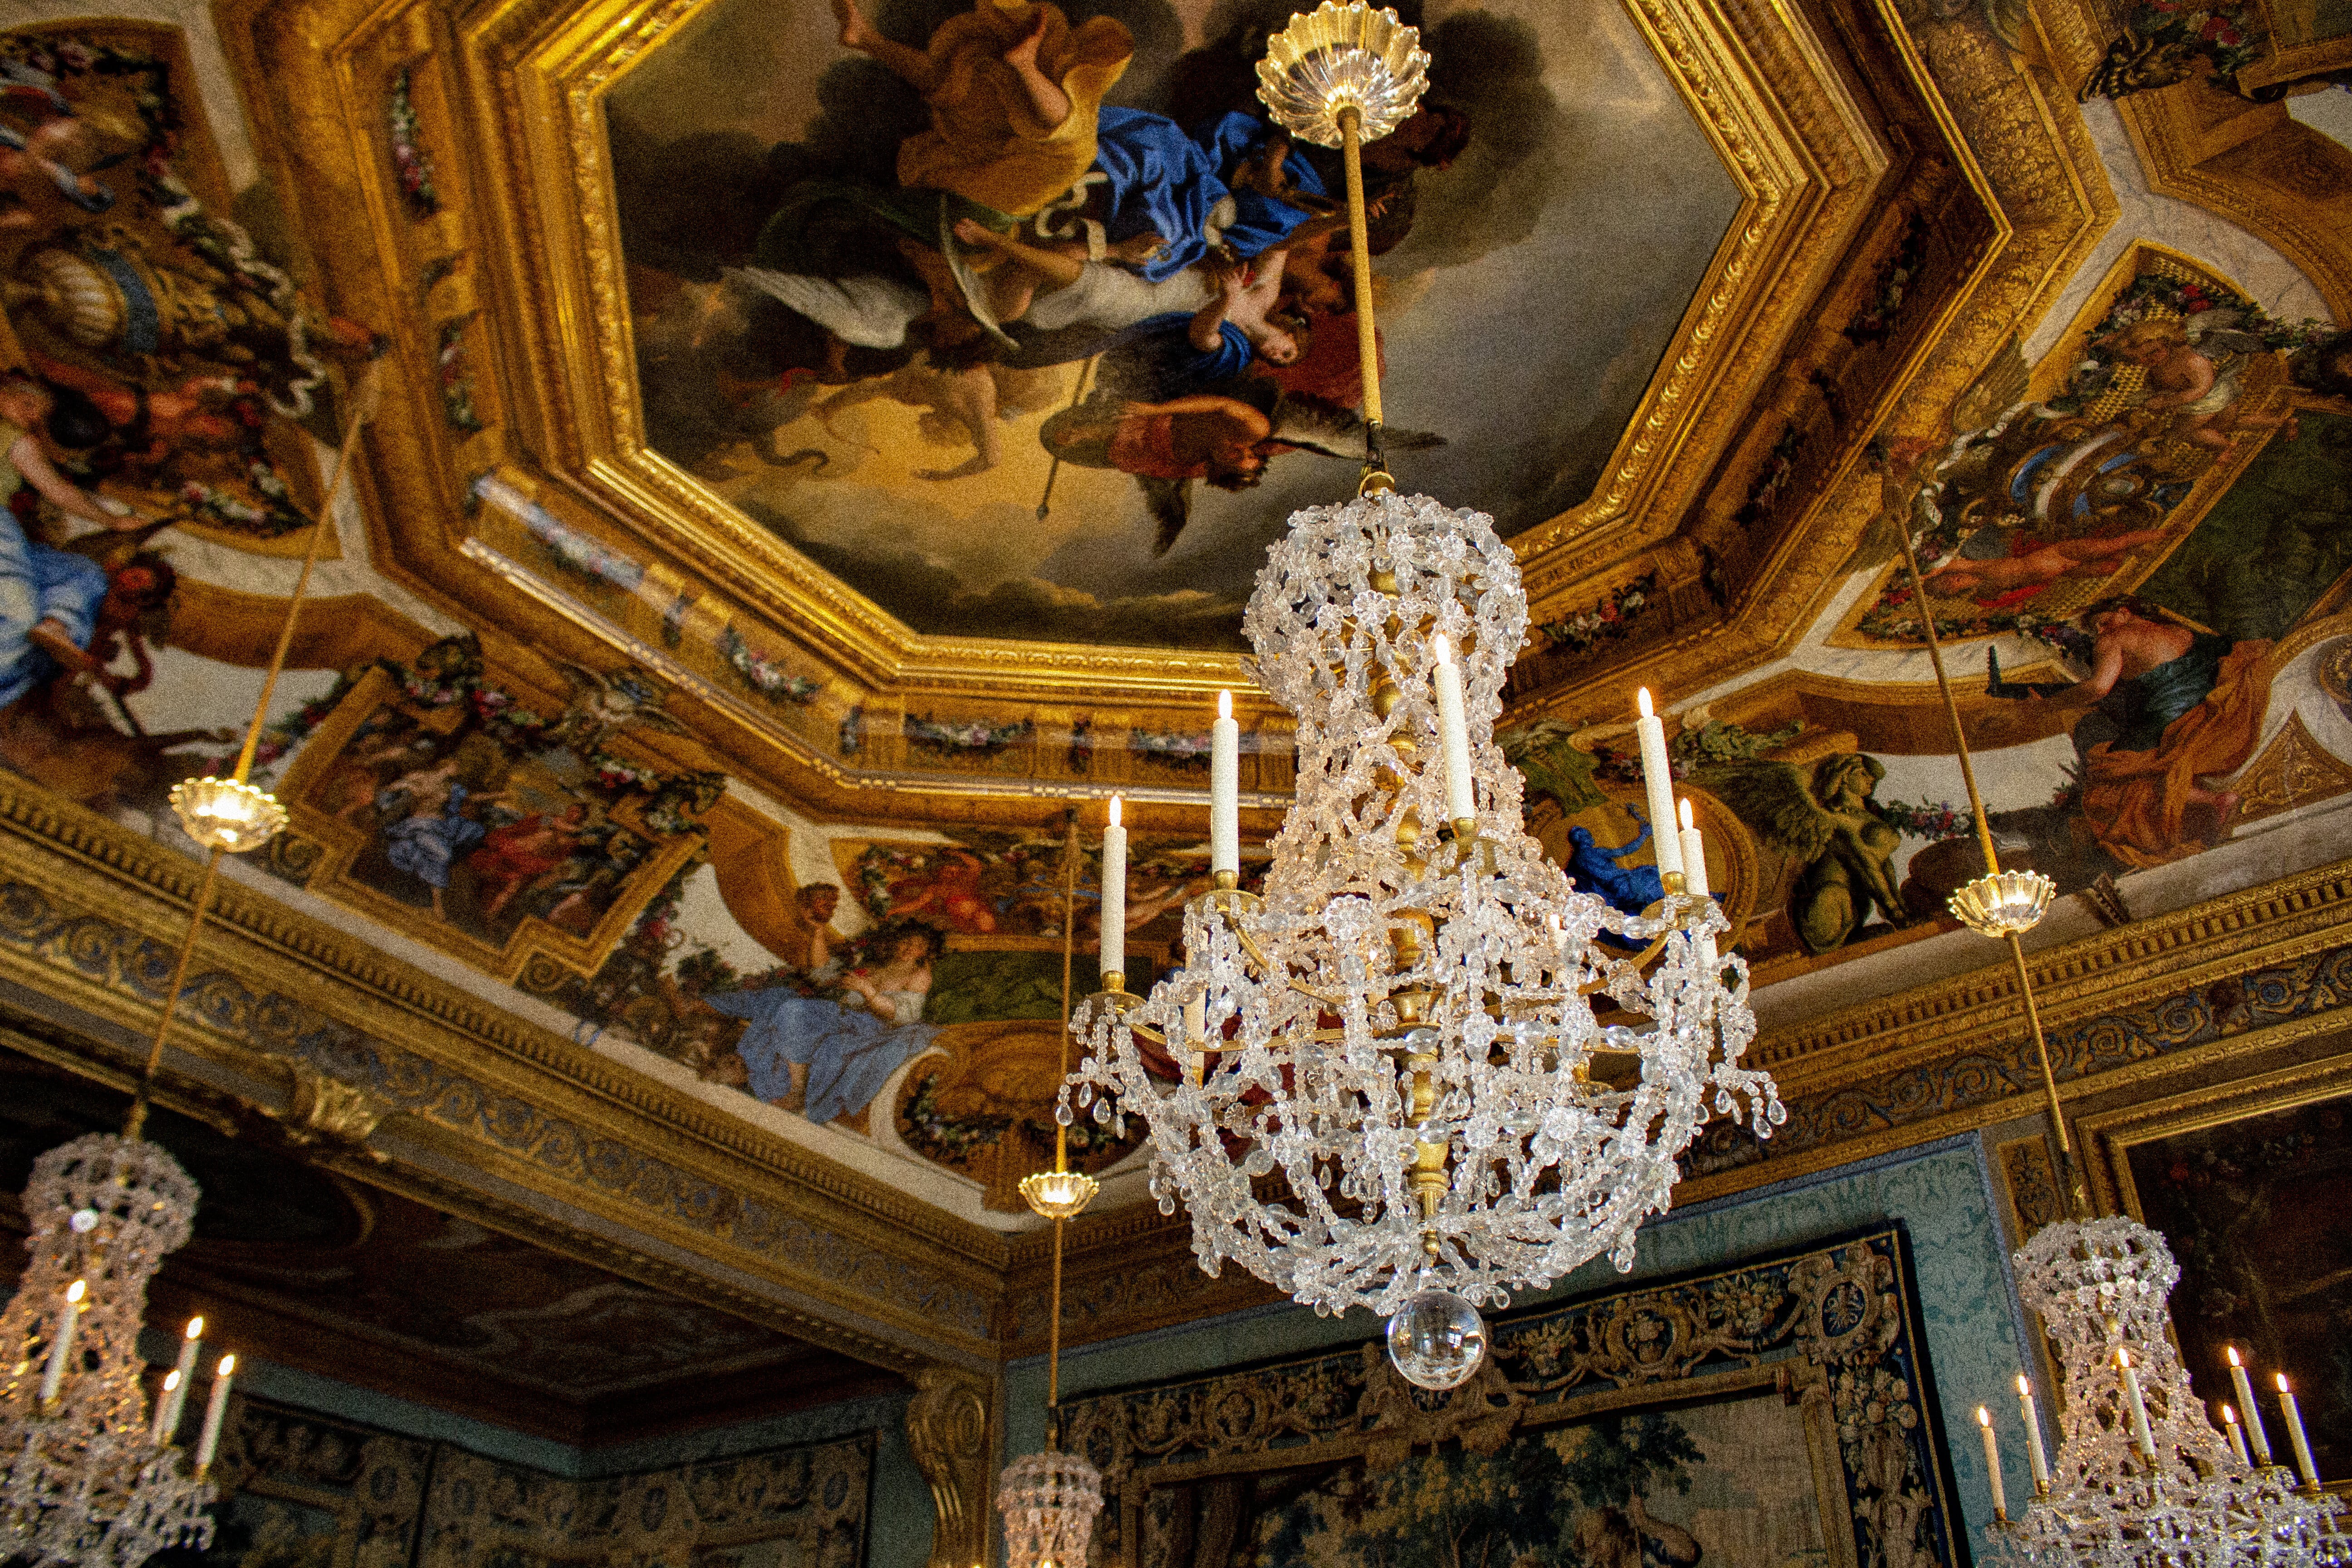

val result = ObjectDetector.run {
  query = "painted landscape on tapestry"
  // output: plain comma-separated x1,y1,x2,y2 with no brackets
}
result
607,0,1739,648
1146,1396,1829,1568
2130,1094,2352,1487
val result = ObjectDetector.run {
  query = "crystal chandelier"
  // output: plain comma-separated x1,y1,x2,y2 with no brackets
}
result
0,1137,220,1568
1064,2,1779,1391
1996,1218,2338,1566
1879,473,2342,1563
996,819,1104,1568
2,364,377,1567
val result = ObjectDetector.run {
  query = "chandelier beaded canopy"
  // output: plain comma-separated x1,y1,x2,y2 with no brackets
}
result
1064,2,1780,1387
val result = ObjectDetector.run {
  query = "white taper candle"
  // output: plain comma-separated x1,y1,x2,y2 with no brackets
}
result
2278,1373,2320,1487
1183,993,1206,1086
2117,1348,2157,1460
39,1280,85,1405
161,1314,202,1440
2228,1346,2274,1464
1676,798,1708,896
1978,1406,2007,1521
195,1354,236,1474
1678,798,1718,973
2017,1374,2050,1492
1634,690,1683,882
151,1371,182,1445
1210,691,1239,877
2222,1403,2252,1469
1431,636,1475,827
1100,797,1127,983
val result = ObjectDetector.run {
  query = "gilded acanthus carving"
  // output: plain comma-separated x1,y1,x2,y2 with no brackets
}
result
906,1367,996,1568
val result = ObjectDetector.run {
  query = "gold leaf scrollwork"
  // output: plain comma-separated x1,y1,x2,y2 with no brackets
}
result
906,1367,992,1568
262,1058,393,1160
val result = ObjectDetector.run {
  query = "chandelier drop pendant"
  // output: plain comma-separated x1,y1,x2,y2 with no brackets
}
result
1064,3,1779,1392
1993,1217,2339,1565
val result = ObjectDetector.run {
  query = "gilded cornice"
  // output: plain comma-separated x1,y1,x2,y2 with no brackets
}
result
0,778,1013,1357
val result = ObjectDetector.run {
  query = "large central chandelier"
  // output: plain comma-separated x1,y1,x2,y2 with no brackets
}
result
1065,2,1779,1390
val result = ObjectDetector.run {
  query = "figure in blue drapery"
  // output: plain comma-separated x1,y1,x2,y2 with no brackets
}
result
1563,822,1666,920
1088,108,1328,280
706,924,945,1124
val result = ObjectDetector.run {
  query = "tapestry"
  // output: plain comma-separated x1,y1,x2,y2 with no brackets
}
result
1060,1225,1964,1568
2128,1093,2352,1487
190,1396,873,1568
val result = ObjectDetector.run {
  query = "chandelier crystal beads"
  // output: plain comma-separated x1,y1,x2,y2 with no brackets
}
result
1066,492,1780,1341
0,1135,216,1568
1996,1216,2339,1566
995,1449,1103,1568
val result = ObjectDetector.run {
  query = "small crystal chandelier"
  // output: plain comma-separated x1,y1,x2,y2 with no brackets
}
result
1882,479,2342,1563
1,365,378,1567
996,819,1104,1568
0,1137,220,1568
1065,2,1778,1391
1999,1218,2337,1566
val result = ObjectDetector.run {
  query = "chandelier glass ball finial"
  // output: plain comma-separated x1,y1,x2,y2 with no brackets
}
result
1387,1284,1486,1390
167,776,288,854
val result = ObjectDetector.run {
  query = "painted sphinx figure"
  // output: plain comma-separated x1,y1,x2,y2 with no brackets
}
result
1691,751,1909,954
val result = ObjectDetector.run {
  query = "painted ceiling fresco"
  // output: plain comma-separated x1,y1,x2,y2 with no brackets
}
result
2,0,2352,1235
610,0,1738,649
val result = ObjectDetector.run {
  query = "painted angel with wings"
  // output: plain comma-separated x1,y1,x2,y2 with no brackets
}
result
2097,312,2292,452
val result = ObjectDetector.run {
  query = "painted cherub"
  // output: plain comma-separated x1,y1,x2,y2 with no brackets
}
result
2100,316,2292,452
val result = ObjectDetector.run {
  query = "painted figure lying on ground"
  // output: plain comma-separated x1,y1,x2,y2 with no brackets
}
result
1990,594,2270,866
1563,822,1664,919
705,922,945,1123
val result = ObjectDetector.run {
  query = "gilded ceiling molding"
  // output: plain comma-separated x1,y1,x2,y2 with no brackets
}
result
210,0,1919,825
2038,0,2352,322
0,779,1014,1356
0,1003,933,1377
1507,0,2122,720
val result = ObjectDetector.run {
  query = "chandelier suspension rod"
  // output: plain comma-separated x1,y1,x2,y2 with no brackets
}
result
125,365,380,1142
1048,812,1079,1419
1893,508,2087,1218
1337,107,1390,493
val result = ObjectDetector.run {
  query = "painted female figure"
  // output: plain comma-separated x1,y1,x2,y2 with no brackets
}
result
706,923,946,1124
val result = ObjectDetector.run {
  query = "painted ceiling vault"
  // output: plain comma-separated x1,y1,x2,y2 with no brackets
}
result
1,0,2351,1376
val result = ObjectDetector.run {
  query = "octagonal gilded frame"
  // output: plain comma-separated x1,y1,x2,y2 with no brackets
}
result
216,0,1894,819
